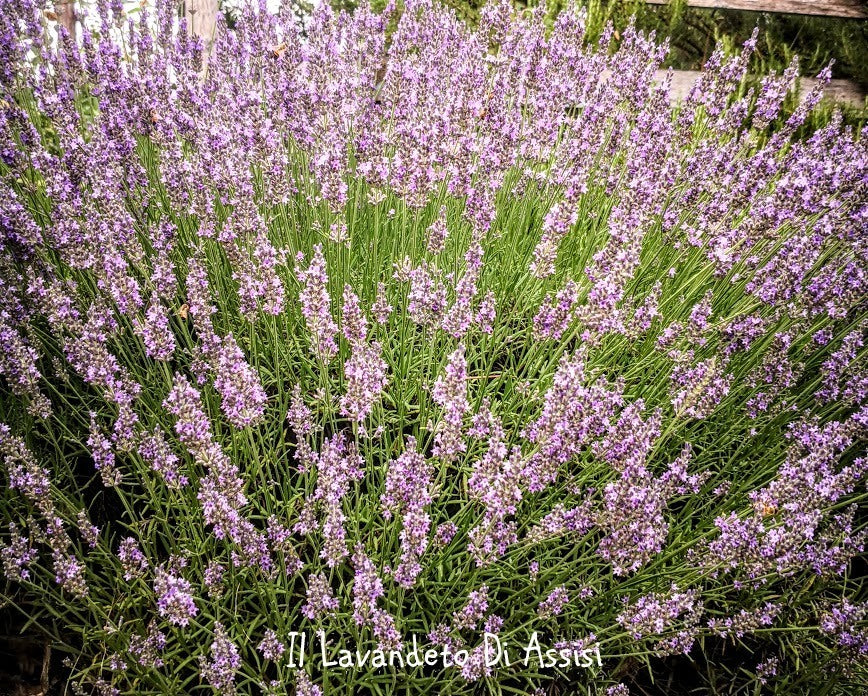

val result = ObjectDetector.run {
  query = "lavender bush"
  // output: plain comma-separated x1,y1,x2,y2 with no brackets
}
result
0,0,866,694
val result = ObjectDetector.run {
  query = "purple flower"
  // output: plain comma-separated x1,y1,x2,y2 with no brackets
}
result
186,255,219,354
153,566,198,626
707,602,780,639
0,1,866,689
52,548,89,598
484,614,504,634
163,374,212,455
382,437,436,585
295,671,323,696
138,427,188,488
755,656,779,685
432,522,458,549
527,501,595,544
431,345,470,462
406,261,448,330
297,245,338,362
302,571,339,620
286,384,317,472
203,560,225,599
129,622,167,669
441,242,485,339
88,414,122,487
371,282,392,325
212,333,268,428
0,523,36,581
199,623,241,695
467,519,517,567
351,544,402,651
670,354,731,419
0,314,51,418
616,585,703,655
426,206,449,255
817,329,866,405
475,291,496,335
164,373,272,570
598,445,704,576
521,349,622,493
818,599,868,654
108,654,127,671
76,511,100,549
135,293,175,361
700,415,868,580
1,426,53,516
118,537,148,581
257,629,286,661
460,645,493,682
299,432,365,567
452,585,489,631
91,678,119,696
533,280,580,341
530,201,578,279
538,586,569,618
340,285,388,424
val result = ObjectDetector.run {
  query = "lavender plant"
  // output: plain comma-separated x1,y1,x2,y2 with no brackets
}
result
0,0,866,694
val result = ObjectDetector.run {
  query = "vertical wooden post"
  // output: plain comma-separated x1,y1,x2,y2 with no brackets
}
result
54,0,76,41
186,0,220,41
185,0,219,73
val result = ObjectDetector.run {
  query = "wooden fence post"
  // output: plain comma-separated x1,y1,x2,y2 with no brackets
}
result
54,0,76,41
185,0,219,74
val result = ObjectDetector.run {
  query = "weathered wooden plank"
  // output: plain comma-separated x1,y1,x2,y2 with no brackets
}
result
646,0,866,20
185,0,219,43
657,69,866,108
185,0,219,74
44,2,76,41
817,77,868,106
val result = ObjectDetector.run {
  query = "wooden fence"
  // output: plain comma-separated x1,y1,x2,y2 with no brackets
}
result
644,0,866,106
646,0,866,20
662,70,866,108
43,0,867,107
